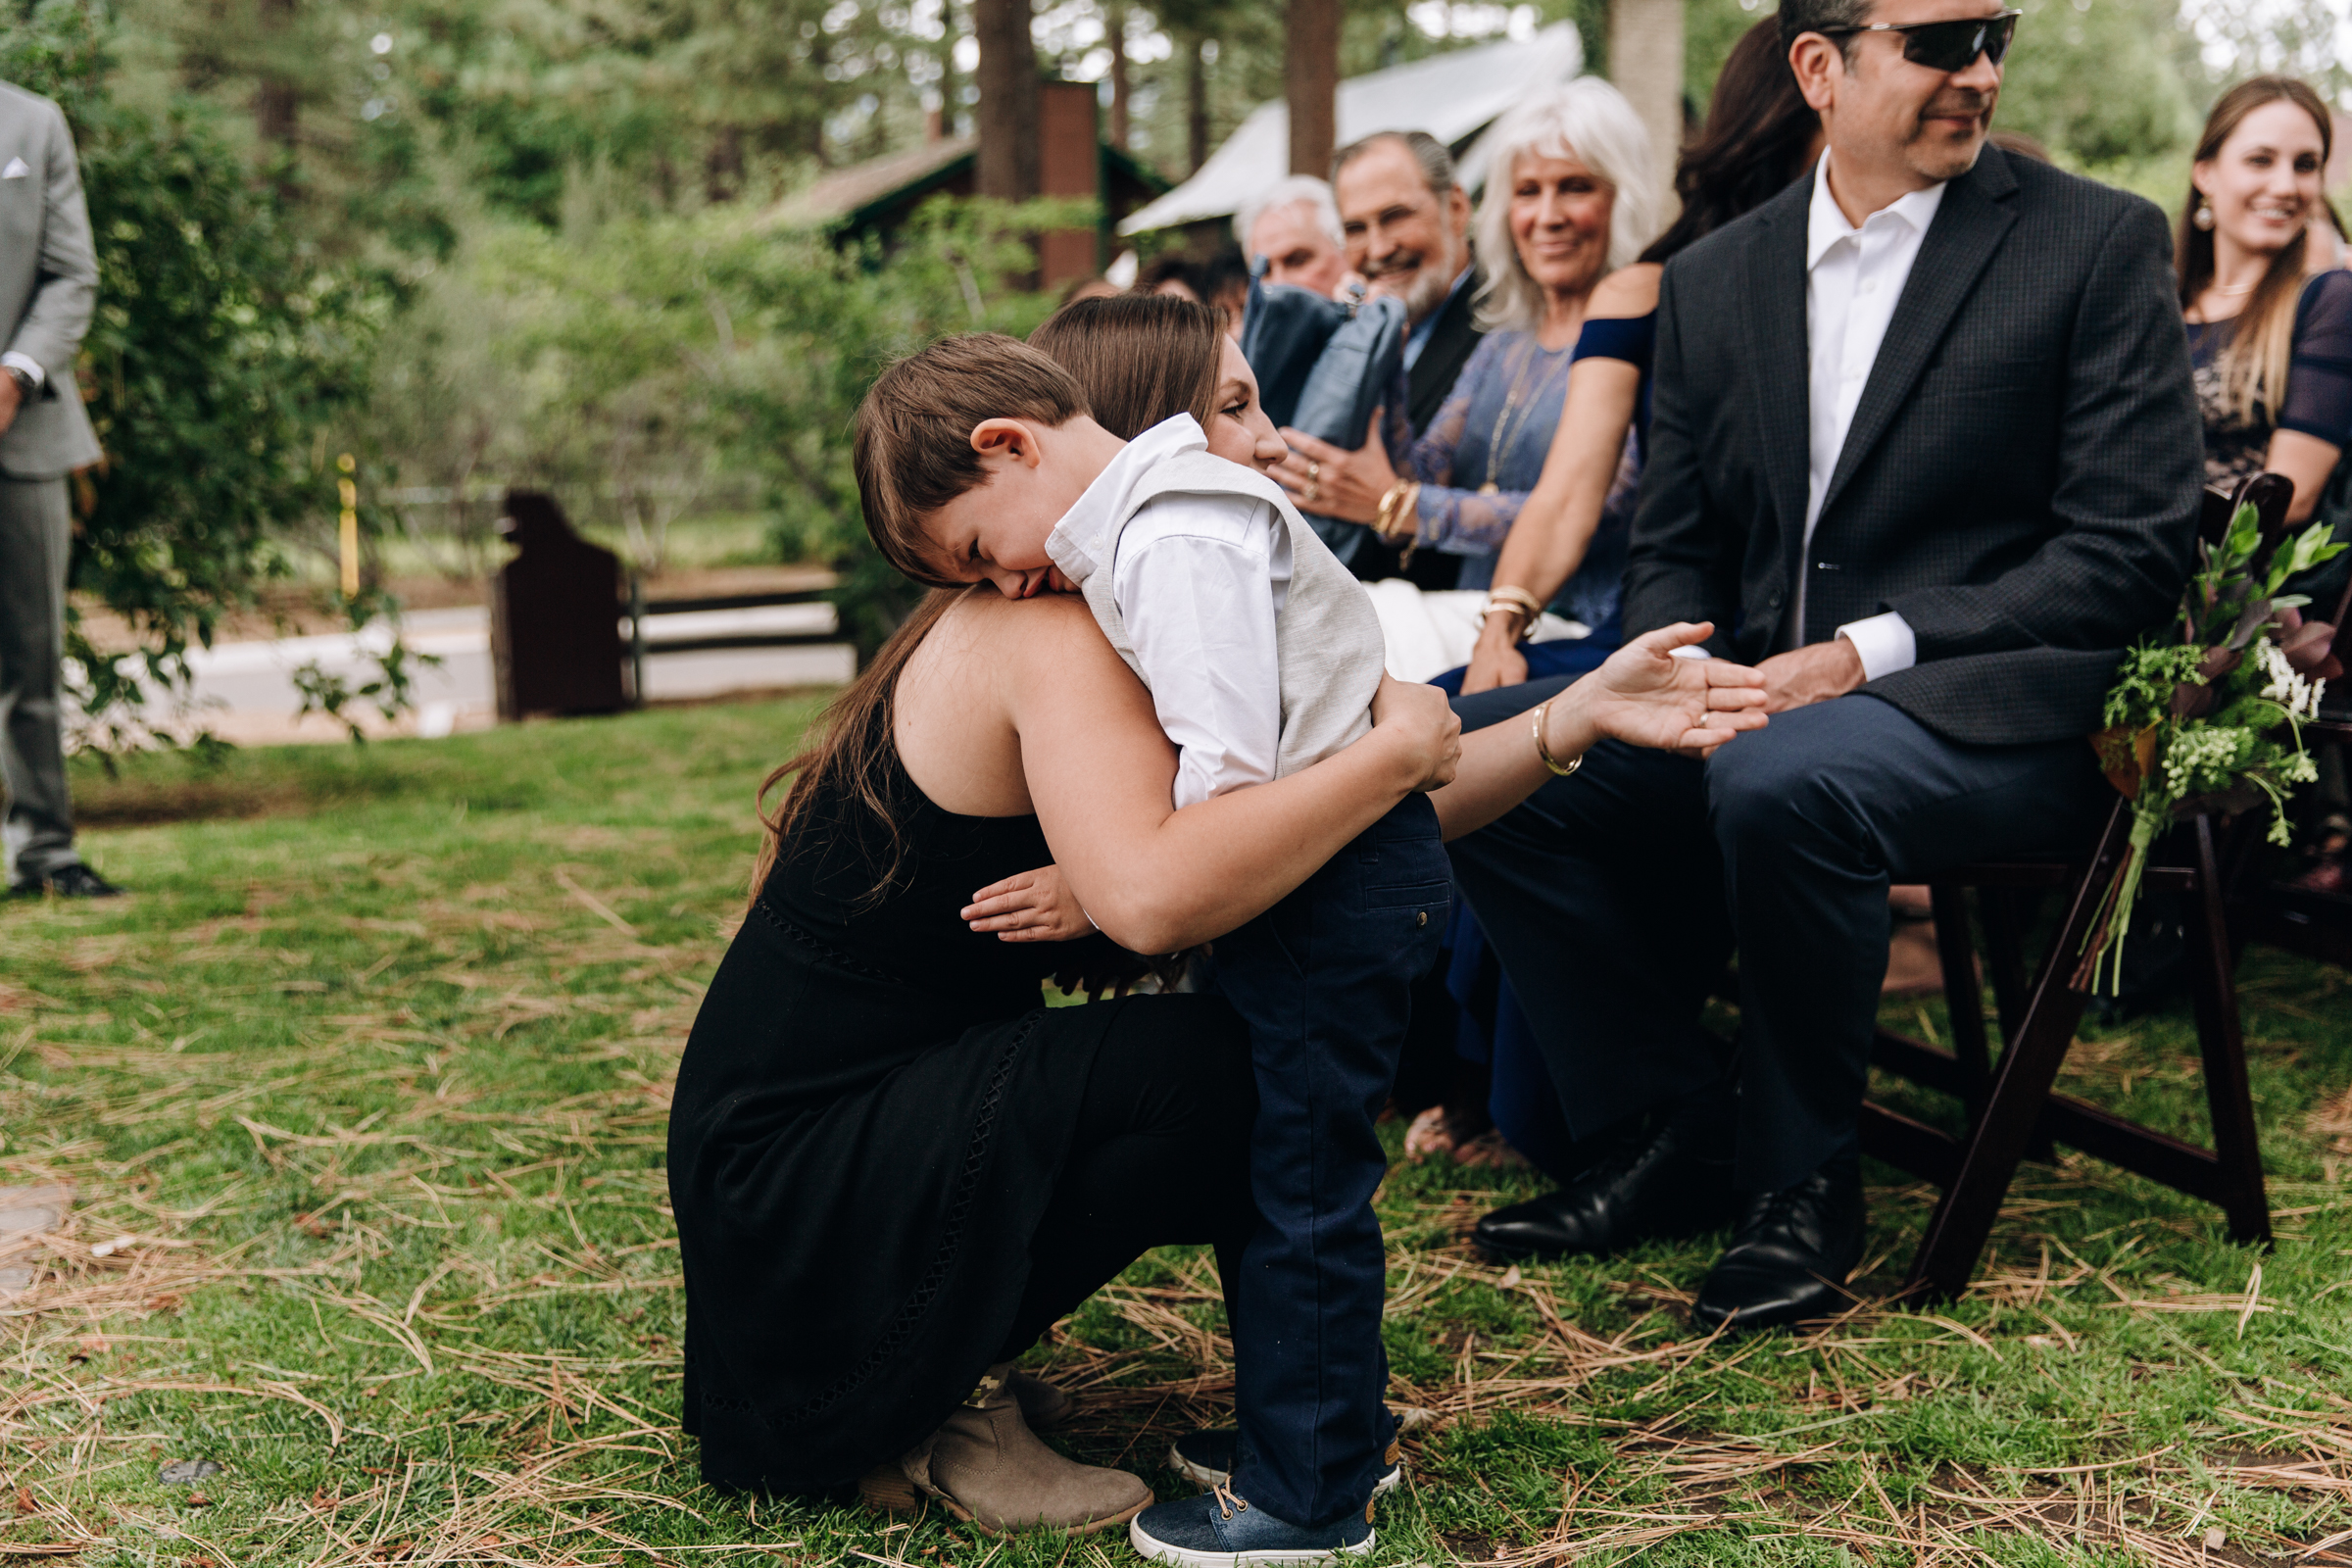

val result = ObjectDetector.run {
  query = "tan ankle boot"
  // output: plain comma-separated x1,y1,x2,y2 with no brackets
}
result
858,1363,1151,1536
1006,1367,1075,1430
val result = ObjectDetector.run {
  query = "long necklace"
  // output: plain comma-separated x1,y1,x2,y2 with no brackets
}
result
1477,338,1548,496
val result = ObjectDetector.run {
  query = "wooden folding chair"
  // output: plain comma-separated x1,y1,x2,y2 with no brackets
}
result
1858,474,2290,1303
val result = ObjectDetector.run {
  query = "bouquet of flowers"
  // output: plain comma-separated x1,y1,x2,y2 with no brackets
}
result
2079,501,2343,993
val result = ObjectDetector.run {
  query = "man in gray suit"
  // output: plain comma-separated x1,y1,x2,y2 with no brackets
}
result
0,75,112,898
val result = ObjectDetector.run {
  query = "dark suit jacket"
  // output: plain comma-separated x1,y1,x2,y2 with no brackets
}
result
1350,269,1487,588
1622,149,2202,746
1405,270,1484,435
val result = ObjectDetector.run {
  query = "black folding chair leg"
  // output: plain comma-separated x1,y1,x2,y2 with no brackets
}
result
2185,816,2273,1247
1901,801,2131,1301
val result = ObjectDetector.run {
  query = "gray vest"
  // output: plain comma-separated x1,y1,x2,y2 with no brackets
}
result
1072,449,1385,781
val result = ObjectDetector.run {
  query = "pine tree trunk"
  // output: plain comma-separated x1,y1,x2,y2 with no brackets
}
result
1285,0,1339,178
938,0,963,139
1186,34,1209,174
1607,0,1685,205
1107,5,1130,151
705,125,744,203
254,0,300,203
974,0,1039,199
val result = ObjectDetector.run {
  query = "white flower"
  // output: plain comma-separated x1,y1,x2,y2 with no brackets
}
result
2257,637,2323,719
2163,725,2246,795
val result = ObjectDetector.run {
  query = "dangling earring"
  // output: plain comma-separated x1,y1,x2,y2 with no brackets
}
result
2193,197,2216,231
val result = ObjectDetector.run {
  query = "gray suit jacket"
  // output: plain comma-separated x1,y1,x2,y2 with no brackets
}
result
1623,148,2202,746
0,79,100,480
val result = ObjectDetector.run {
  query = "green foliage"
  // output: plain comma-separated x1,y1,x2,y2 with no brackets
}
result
1996,0,2197,166
349,194,1064,655
2083,507,2344,990
0,1,392,748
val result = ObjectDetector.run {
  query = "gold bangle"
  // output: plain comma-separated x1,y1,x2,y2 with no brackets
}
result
1485,589,1543,643
1489,585,1544,619
1373,478,1412,541
1480,597,1532,640
1532,698,1583,778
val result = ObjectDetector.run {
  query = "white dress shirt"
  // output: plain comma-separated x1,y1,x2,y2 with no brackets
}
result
1797,155,1945,679
1046,416,1290,810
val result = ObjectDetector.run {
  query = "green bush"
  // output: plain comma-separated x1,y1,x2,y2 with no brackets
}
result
1,0,391,748
354,194,1071,657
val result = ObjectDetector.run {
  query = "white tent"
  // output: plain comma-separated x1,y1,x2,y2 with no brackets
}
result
1117,23,1585,238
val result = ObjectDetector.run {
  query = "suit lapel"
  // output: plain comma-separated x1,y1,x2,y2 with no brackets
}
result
1818,151,2019,521
1744,174,1814,582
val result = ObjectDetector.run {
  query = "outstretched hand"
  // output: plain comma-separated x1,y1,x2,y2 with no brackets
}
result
1569,622,1771,759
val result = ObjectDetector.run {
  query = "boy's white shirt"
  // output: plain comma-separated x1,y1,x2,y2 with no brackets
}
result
1045,415,1290,809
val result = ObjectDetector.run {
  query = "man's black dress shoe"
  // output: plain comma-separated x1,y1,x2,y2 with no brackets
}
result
1474,1113,1738,1260
1690,1159,1865,1334
9,863,123,899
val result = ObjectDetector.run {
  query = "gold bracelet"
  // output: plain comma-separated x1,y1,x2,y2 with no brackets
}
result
1532,698,1583,778
1489,585,1544,620
1485,589,1543,644
1373,478,1414,543
1479,597,1531,637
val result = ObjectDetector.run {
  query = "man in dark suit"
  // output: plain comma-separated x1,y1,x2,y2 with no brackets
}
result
1446,0,2201,1329
1329,128,1484,586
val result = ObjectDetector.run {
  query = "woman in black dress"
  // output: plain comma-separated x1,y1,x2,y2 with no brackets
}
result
667,321,1769,1541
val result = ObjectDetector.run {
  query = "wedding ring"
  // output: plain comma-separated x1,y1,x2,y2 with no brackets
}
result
1307,462,1321,483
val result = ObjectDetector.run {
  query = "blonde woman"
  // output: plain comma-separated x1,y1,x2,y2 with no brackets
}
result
2180,75,2352,519
1271,78,1663,676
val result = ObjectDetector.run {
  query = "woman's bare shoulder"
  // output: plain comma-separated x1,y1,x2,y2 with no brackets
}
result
952,589,1114,660
922,589,1134,698
1589,263,1663,319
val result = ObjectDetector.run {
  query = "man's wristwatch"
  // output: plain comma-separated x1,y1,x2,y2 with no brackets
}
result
4,366,35,401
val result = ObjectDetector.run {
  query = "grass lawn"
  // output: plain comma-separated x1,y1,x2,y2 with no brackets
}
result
4,697,2349,1567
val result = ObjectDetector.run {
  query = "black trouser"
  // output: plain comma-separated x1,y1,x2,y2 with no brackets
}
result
996,997,1259,1359
1446,688,2109,1194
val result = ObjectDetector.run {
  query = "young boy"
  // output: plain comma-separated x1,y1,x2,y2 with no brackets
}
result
855,331,1443,1564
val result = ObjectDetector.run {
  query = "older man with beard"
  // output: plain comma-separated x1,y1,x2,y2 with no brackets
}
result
1323,130,1483,586
1334,131,1482,438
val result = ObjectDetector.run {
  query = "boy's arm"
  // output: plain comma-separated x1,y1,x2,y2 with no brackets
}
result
1113,497,1285,810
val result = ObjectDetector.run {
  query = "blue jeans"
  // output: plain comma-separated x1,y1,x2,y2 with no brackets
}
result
1208,793,1448,1529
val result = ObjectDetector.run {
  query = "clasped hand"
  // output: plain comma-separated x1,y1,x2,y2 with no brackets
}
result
1271,411,1395,523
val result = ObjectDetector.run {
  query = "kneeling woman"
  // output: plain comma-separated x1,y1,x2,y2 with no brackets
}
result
665,299,1764,1543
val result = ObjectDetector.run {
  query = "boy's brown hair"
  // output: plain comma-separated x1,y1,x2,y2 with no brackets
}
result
852,332,1091,585
1028,294,1224,441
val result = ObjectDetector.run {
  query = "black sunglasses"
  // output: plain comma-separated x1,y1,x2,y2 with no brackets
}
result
1816,9,2021,72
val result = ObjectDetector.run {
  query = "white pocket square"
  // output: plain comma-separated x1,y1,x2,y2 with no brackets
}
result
1,158,27,179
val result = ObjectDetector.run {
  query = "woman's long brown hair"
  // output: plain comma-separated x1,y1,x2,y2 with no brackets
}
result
1028,295,1224,439
1638,17,1819,266
748,585,965,910
2178,75,2345,426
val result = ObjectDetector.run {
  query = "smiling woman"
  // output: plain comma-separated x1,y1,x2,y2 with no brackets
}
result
1272,79,1664,659
2179,75,2352,531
